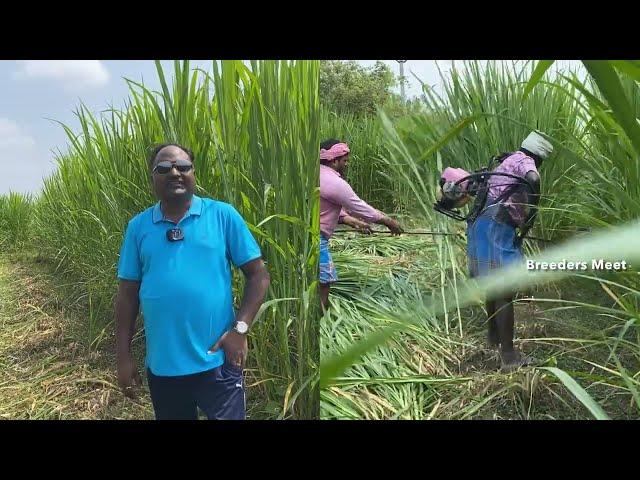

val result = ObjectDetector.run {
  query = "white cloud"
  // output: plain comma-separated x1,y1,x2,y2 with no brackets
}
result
0,118,36,149
0,118,50,194
14,60,110,90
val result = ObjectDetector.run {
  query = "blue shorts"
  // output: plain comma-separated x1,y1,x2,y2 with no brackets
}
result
147,363,245,420
467,213,523,278
320,235,338,285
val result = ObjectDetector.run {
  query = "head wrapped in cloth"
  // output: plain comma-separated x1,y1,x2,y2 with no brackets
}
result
320,142,350,162
438,167,472,209
440,167,471,190
521,131,553,159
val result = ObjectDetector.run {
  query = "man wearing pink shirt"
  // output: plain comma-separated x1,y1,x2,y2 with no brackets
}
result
319,138,403,311
467,131,553,371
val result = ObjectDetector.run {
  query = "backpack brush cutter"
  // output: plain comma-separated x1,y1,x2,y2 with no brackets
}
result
334,154,551,244
432,153,549,243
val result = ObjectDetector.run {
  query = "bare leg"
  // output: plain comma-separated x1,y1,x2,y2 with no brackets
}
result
486,299,499,348
320,284,330,313
495,294,530,371
495,295,515,353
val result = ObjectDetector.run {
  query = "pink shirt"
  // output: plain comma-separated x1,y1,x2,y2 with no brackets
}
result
487,151,538,226
320,164,384,238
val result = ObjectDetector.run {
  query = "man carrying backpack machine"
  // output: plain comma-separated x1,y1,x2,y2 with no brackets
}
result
465,131,552,371
436,131,552,371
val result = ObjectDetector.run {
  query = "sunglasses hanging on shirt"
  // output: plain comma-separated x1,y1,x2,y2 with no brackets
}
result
166,228,185,242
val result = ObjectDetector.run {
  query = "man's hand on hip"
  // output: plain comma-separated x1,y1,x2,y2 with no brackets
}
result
208,331,248,367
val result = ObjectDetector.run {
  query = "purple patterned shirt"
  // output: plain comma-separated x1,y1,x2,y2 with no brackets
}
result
487,151,538,227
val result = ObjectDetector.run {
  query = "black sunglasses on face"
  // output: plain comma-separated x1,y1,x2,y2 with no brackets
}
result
153,159,194,175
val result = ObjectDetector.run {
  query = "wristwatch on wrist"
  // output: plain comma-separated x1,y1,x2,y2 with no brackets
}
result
233,320,249,335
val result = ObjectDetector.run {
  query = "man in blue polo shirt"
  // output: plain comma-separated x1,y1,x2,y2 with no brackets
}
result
115,143,270,420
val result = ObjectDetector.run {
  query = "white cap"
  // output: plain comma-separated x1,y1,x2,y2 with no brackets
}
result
521,131,553,159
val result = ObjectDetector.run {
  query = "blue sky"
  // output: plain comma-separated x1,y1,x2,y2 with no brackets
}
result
0,60,211,195
357,60,585,99
1,60,585,195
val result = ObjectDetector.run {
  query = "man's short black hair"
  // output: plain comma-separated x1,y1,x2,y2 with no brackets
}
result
320,138,342,151
148,143,195,169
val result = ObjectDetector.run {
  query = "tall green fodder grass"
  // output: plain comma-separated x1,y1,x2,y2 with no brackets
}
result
573,73,640,227
29,60,319,419
393,61,587,239
321,61,590,232
320,100,428,214
374,59,640,349
321,60,640,419
319,109,396,211
0,192,33,251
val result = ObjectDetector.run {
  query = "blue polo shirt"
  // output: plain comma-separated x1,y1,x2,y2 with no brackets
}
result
117,195,262,377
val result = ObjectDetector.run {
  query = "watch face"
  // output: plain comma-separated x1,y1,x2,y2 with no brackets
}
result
235,321,249,334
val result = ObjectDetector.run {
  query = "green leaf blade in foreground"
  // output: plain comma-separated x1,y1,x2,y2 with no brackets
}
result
522,60,555,100
320,321,405,389
609,60,640,83
539,367,610,420
582,60,640,156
